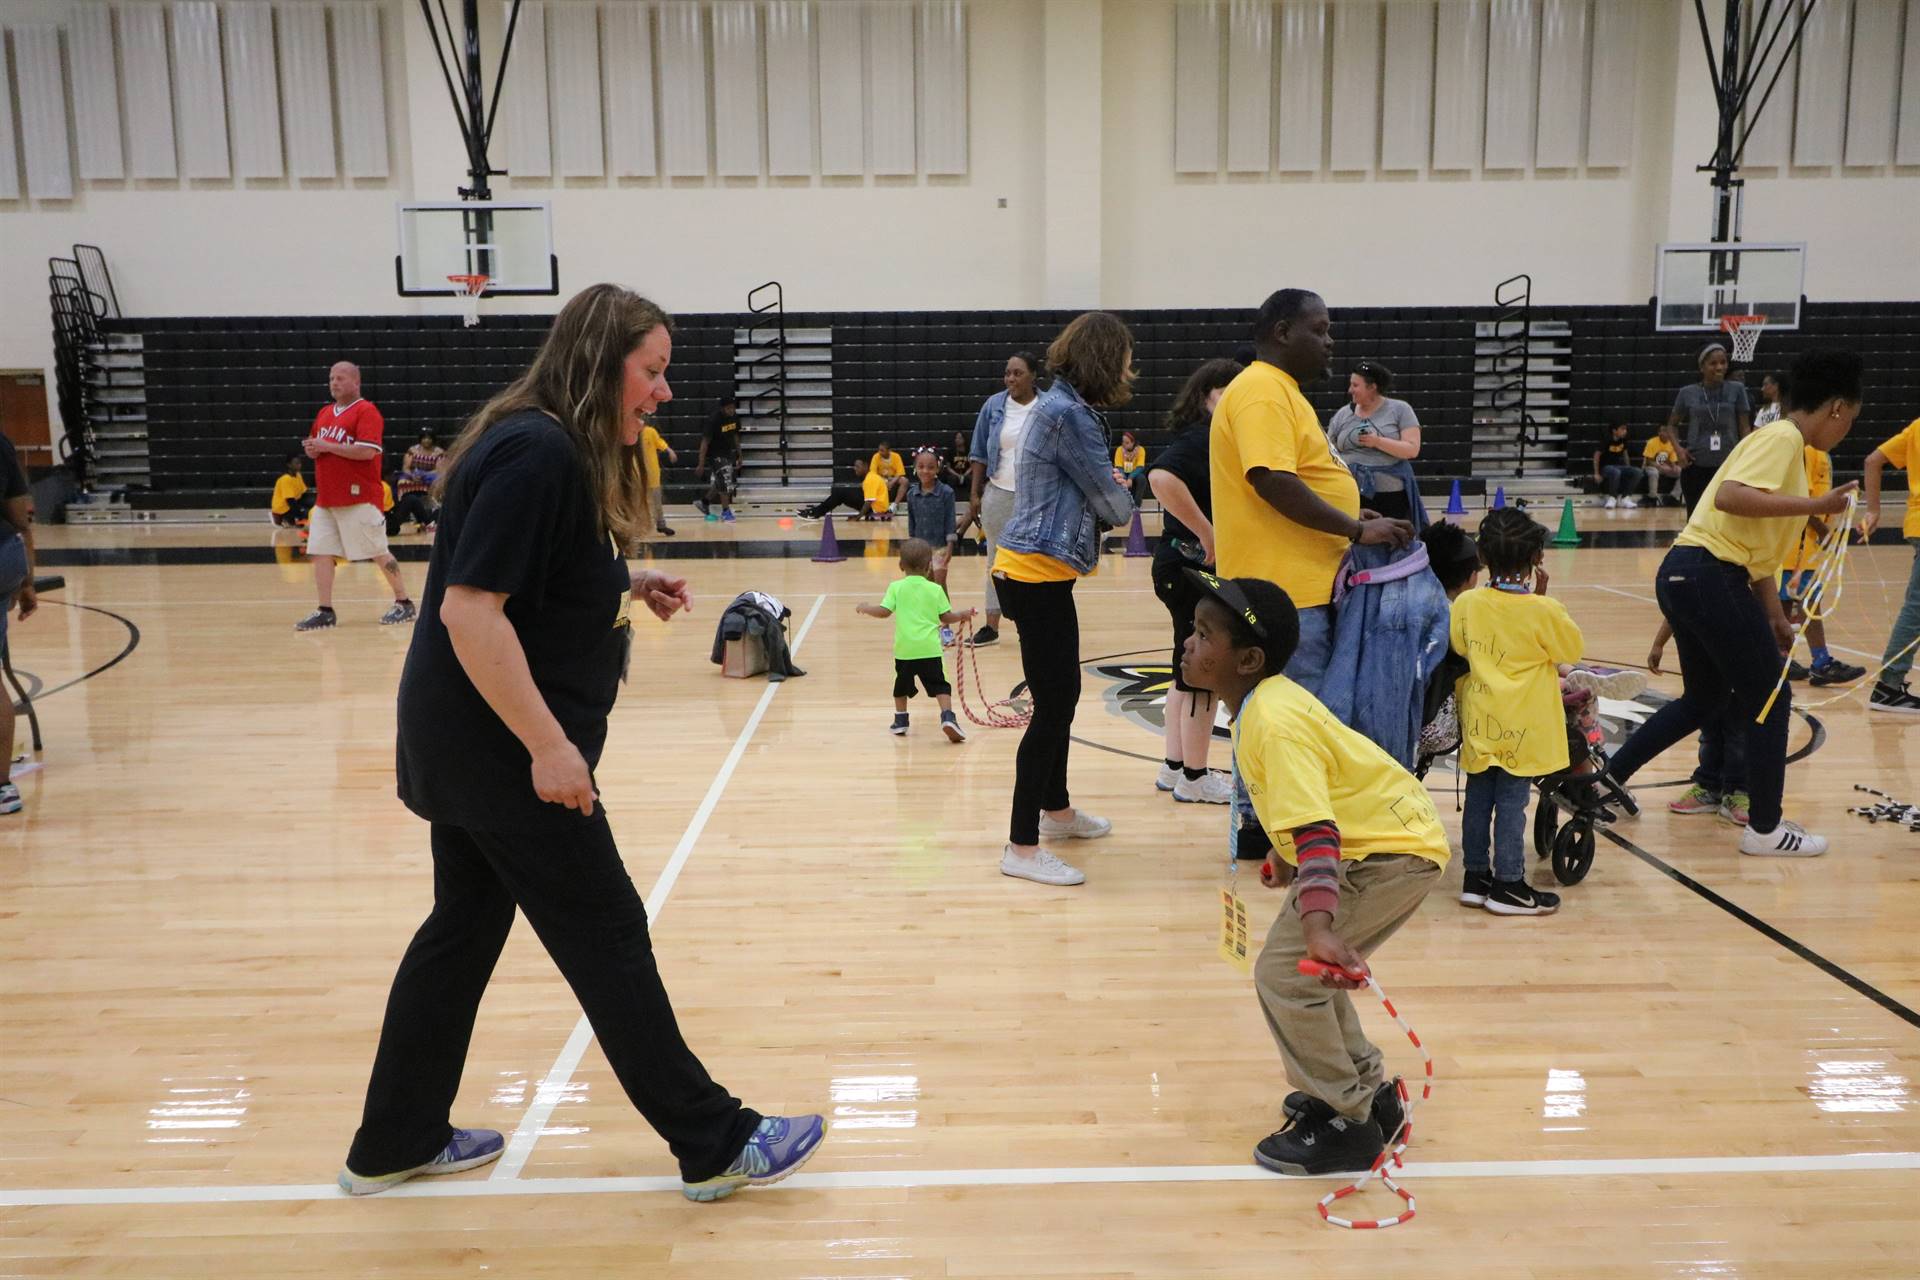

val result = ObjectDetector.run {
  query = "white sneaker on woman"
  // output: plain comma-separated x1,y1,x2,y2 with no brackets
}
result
1000,844,1086,886
1155,763,1181,793
1739,820,1828,857
1038,810,1112,840
1173,771,1233,804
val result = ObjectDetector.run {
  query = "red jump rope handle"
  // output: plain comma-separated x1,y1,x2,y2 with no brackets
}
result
1298,958,1370,983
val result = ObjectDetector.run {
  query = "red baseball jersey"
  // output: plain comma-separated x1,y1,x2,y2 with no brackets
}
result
309,399,386,508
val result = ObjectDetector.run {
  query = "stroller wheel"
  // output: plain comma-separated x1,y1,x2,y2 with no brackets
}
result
1533,792,1560,860
1551,818,1596,885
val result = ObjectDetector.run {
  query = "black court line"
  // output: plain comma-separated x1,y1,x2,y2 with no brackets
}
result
11,601,142,702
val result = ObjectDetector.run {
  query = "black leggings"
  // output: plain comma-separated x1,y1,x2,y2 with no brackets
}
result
387,491,437,536
1680,464,1719,515
997,575,1080,846
802,486,866,519
345,814,760,1183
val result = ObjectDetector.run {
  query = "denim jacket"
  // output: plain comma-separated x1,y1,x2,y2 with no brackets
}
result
1318,541,1451,768
1353,457,1432,532
967,389,1011,471
995,379,1136,575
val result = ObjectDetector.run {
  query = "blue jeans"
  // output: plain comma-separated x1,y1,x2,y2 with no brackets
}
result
1692,714,1748,795
1608,545,1790,833
1462,766,1531,881
1231,606,1335,859
1601,464,1645,496
1881,538,1920,683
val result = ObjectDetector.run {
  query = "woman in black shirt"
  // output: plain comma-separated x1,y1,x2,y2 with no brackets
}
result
1147,358,1241,806
340,285,822,1203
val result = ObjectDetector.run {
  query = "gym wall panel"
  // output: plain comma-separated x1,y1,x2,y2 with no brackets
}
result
15,26,75,198
920,0,966,175
602,2,658,177
1585,0,1635,166
502,0,552,178
1793,0,1851,165
818,0,864,175
1225,0,1273,173
224,3,285,179
332,2,389,178
1276,1,1326,172
1380,0,1435,172
70,4,125,180
548,2,606,177
1328,0,1380,172
712,1,762,176
1432,0,1487,169
0,36,17,200
867,1,915,176
1901,0,1920,163
123,4,181,179
1844,0,1902,165
765,0,814,175
1173,2,1222,173
172,1,231,178
1483,0,1539,170
1533,0,1588,167
1741,0,1798,167
657,1,708,176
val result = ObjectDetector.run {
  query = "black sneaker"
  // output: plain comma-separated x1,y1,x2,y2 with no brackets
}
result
380,599,417,626
1484,878,1561,916
1809,658,1866,686
1281,1078,1406,1145
1458,872,1492,907
295,607,337,632
1787,658,1810,682
695,498,710,516
890,714,909,736
966,625,1000,648
656,523,677,537
1869,681,1920,714
1254,1110,1384,1176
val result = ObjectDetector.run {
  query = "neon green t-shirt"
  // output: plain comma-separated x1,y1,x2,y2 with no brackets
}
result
882,575,951,661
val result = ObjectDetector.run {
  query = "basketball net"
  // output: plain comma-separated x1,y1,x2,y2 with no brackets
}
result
448,273,490,328
1719,313,1766,364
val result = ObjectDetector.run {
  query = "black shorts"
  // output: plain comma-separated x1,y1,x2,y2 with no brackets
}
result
894,656,951,699
1151,543,1205,692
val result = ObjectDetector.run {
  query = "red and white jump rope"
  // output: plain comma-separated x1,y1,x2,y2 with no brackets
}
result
951,617,1032,729
1294,955,1434,1230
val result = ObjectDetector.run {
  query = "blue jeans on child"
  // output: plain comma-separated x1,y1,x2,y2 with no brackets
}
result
1693,713,1748,795
1880,538,1920,685
1462,767,1531,881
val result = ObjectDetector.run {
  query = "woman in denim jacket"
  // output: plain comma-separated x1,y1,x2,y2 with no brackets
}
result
965,352,1042,647
992,313,1138,888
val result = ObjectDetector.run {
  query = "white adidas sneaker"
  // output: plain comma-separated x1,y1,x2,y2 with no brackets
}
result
1739,820,1828,857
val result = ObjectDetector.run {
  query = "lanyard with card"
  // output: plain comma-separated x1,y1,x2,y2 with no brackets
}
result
1219,759,1254,973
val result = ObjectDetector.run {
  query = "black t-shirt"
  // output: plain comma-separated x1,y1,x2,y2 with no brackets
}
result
0,435,27,537
705,408,740,457
1149,421,1212,544
1596,435,1632,468
396,412,632,832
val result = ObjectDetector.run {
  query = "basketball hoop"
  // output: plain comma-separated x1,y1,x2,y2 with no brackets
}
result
448,273,490,328
1719,313,1767,364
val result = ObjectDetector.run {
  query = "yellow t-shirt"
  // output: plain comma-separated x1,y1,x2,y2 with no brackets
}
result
380,481,394,512
1115,445,1146,471
270,473,307,515
1449,588,1585,777
1643,437,1679,467
862,470,892,514
1876,418,1920,538
640,424,670,489
1210,362,1359,609
869,451,906,482
1675,420,1810,580
992,547,1079,582
1784,446,1832,572
1234,674,1451,869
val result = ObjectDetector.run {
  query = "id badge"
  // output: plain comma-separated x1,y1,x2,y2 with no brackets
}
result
1710,432,1722,452
1219,880,1252,974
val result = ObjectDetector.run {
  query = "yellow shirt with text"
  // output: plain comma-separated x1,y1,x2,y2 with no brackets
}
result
1449,588,1585,777
1643,437,1679,468
1210,362,1359,609
1875,418,1920,538
1234,674,1450,868
1675,420,1810,580
869,450,907,482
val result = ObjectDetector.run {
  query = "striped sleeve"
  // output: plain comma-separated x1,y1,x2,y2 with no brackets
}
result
1292,821,1342,918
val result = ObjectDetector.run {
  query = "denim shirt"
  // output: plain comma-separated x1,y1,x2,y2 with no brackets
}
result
968,389,1011,471
995,379,1136,575
904,480,957,545
1318,541,1451,768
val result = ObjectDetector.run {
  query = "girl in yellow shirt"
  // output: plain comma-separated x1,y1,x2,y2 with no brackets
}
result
1113,431,1148,501
1448,508,1584,916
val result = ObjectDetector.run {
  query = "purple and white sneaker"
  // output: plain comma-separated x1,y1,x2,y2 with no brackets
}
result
682,1114,826,1202
337,1127,505,1196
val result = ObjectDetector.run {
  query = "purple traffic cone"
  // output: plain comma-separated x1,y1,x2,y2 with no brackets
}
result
1124,508,1150,557
811,513,847,563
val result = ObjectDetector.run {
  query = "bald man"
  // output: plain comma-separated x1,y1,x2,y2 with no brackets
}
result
296,361,414,631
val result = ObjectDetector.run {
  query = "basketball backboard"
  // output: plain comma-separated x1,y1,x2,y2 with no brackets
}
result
1654,242,1805,331
395,200,558,296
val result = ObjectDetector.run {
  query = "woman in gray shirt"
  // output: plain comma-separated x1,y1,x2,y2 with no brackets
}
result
1667,343,1753,514
1325,360,1422,523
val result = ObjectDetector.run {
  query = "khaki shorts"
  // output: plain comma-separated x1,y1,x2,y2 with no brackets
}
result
308,503,391,562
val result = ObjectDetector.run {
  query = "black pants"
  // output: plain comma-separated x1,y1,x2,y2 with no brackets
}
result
1606,545,1790,832
346,815,760,1182
274,493,313,526
802,486,865,519
894,656,951,698
387,491,437,536
1680,464,1719,515
1365,489,1412,522
997,575,1079,845
1151,543,1205,693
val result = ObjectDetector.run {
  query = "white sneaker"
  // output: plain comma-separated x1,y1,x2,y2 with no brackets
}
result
1038,810,1112,840
1739,820,1828,857
1000,843,1086,886
1155,763,1181,793
1563,667,1649,702
1173,771,1233,804
1604,497,1618,509
1621,496,1638,509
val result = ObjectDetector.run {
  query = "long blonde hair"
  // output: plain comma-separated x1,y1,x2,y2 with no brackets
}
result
437,283,667,550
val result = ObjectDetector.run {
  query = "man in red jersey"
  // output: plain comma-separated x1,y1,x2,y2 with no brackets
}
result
296,361,415,631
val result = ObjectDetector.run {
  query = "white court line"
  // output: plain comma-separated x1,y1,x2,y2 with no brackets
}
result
9,1151,1920,1208
488,593,827,1181
1580,584,1883,662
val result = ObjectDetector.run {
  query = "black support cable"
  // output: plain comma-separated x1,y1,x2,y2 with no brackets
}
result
416,0,473,144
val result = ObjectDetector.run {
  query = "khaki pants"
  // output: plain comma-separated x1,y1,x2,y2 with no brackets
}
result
1253,854,1440,1121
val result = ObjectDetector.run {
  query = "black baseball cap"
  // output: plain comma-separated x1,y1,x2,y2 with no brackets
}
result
1184,569,1300,668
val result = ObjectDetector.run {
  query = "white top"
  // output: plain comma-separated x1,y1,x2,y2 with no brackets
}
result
991,396,1036,492
1754,403,1781,426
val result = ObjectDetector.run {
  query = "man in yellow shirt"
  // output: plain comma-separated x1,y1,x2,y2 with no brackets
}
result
1180,570,1447,1178
271,453,311,527
1642,427,1684,506
1864,415,1920,710
870,442,908,508
861,460,894,519
640,421,678,536
1210,289,1412,696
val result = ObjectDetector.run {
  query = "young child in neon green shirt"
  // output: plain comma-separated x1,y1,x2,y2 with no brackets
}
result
856,537,976,741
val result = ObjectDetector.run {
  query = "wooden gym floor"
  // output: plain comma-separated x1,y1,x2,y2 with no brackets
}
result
4,505,1919,1277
